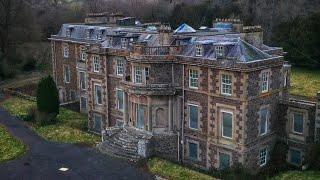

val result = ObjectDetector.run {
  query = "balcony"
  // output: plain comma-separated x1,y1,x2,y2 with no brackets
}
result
131,43,185,57
122,80,181,95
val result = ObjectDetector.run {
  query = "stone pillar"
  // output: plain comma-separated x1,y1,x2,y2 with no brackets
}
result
147,97,152,132
124,92,129,126
315,92,320,142
168,96,173,131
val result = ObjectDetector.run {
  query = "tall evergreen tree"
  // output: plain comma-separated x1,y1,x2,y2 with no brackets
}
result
36,75,59,114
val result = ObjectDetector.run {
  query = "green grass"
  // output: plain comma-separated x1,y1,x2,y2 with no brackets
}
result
1,97,100,146
0,125,27,162
147,158,215,180
271,171,320,180
290,67,320,98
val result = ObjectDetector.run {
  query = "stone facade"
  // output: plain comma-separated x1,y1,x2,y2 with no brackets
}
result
50,14,320,173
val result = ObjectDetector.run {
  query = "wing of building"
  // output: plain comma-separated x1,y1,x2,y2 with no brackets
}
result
49,13,320,173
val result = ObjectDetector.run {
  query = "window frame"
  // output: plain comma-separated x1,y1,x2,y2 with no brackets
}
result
188,141,199,161
221,110,233,139
195,44,203,57
189,69,199,89
93,113,102,133
63,45,69,58
80,46,86,61
79,71,86,90
292,112,304,135
116,59,124,76
261,71,269,93
219,152,231,170
86,29,92,39
221,74,232,96
64,65,70,83
289,148,302,166
145,67,150,81
121,38,128,49
94,84,103,105
134,66,143,84
259,108,269,136
93,56,101,73
215,45,225,58
80,96,87,111
116,88,124,111
188,103,199,130
259,147,268,167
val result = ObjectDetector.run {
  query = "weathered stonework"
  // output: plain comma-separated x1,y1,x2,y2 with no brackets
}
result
50,15,320,173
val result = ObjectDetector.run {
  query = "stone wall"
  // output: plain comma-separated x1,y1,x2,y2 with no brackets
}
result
151,133,179,161
53,41,79,103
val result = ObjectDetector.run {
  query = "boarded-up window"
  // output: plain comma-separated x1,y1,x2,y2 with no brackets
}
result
222,111,233,138
189,105,198,129
259,108,268,135
93,114,102,133
290,149,301,165
117,89,124,111
219,152,230,169
293,113,303,134
80,97,87,110
188,142,198,160
94,85,102,105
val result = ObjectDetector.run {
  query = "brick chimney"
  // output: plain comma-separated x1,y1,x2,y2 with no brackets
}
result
158,25,173,46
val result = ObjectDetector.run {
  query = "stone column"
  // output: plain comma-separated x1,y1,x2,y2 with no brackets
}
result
168,96,173,132
147,96,152,132
124,92,129,126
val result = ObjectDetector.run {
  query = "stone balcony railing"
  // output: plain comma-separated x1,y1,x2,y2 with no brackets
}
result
122,81,181,95
131,43,185,57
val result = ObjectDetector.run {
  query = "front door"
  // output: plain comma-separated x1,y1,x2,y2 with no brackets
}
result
136,105,146,130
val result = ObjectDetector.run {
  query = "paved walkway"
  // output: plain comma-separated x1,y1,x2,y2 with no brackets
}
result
0,108,153,180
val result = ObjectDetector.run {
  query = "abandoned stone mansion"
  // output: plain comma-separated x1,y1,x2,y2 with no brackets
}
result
49,13,320,173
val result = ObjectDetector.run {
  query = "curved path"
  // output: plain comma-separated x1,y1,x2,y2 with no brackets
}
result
0,108,153,180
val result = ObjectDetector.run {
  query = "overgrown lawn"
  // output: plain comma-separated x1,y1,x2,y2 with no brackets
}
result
1,97,100,146
271,171,320,180
290,67,320,98
0,125,26,162
147,157,215,180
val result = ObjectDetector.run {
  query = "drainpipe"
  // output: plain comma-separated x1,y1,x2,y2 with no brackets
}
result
180,64,185,163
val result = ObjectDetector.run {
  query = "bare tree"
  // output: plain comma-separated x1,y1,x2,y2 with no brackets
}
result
0,0,41,58
85,0,108,13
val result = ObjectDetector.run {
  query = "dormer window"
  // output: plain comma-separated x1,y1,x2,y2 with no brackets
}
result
215,46,225,58
86,29,93,39
121,38,128,49
66,28,73,37
97,30,105,40
80,46,86,61
107,37,113,47
195,45,203,57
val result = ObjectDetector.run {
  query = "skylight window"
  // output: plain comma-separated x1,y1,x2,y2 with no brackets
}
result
144,34,152,41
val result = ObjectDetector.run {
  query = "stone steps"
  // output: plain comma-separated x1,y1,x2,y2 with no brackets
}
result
103,138,137,153
98,143,141,161
98,128,150,162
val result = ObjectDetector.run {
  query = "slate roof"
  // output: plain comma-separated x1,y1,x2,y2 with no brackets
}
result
178,36,272,62
174,23,196,34
51,23,278,62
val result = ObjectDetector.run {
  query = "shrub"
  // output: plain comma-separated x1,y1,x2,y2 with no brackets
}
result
34,111,57,126
306,143,320,170
36,75,59,125
261,141,289,177
22,56,37,71
209,163,254,180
